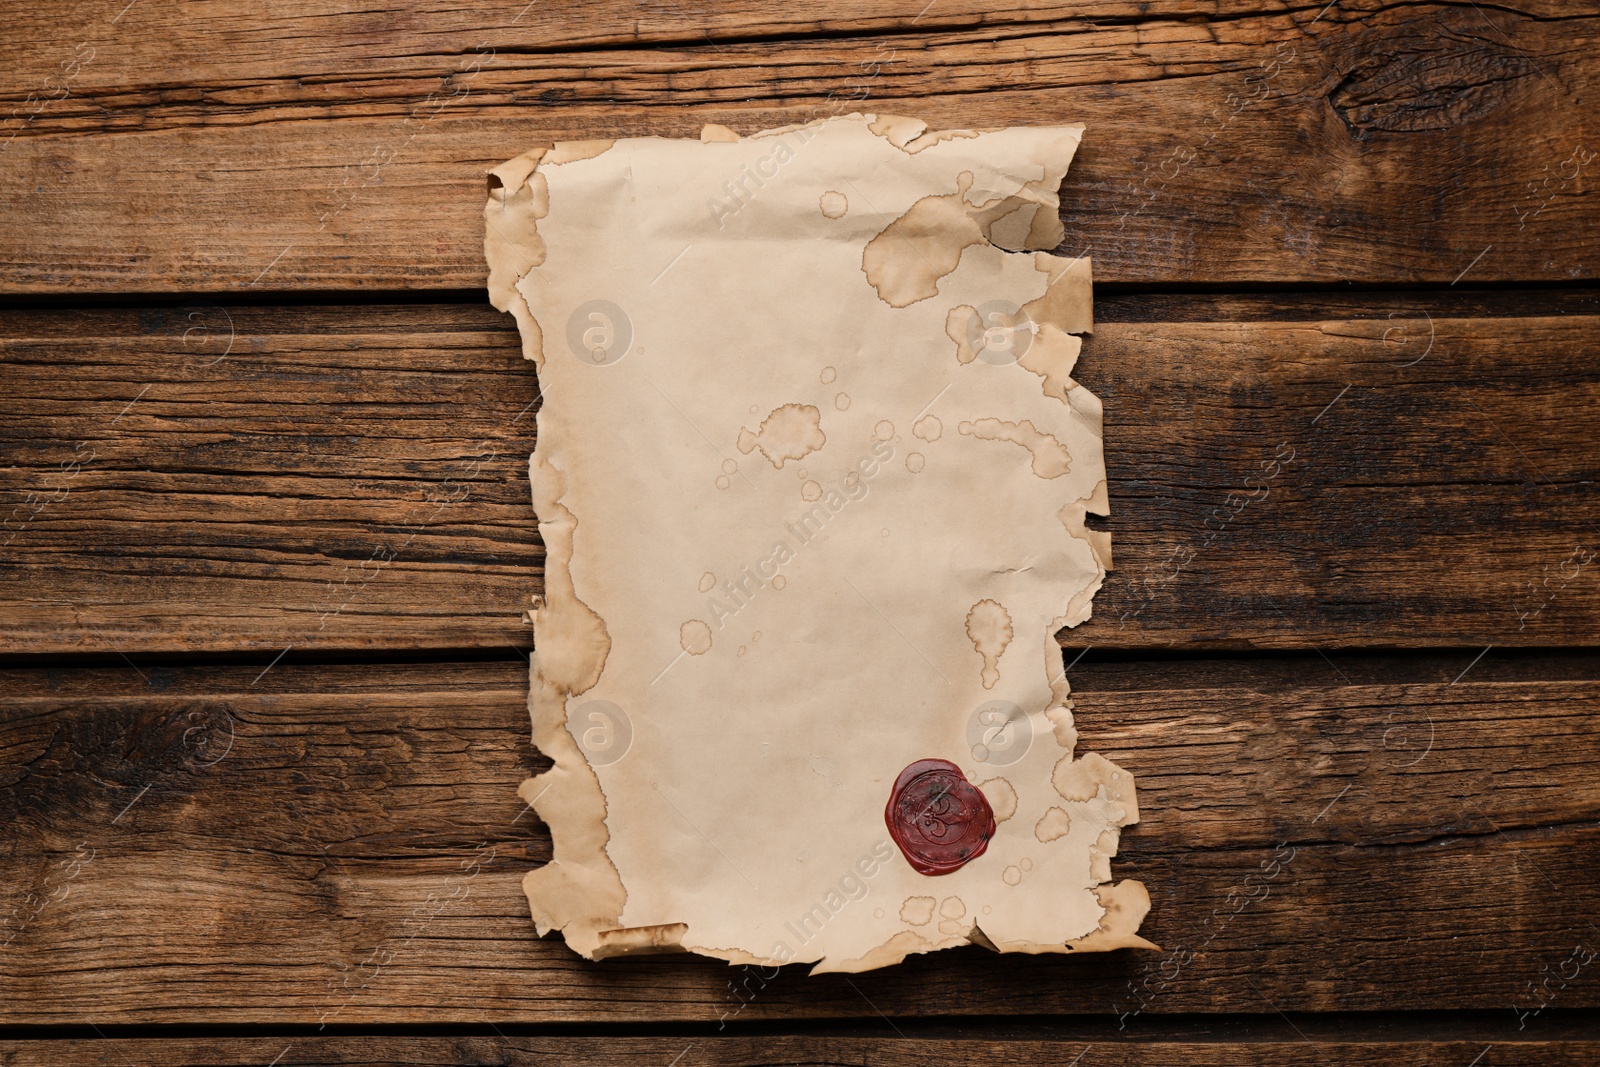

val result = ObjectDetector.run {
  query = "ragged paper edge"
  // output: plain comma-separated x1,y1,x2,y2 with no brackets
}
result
514,450,624,959
486,114,1151,970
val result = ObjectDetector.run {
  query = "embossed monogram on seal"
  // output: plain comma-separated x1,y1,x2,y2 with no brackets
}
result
884,758,996,876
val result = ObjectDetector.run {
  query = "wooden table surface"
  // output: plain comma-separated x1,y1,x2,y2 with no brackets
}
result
3,2,1599,1064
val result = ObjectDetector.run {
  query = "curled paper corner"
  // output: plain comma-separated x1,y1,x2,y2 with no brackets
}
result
488,112,1148,972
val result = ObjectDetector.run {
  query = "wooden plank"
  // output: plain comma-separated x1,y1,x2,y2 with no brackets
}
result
4,300,1598,656
3,656,1598,1023
0,1,1594,291
0,306,541,656
3,1035,1599,1067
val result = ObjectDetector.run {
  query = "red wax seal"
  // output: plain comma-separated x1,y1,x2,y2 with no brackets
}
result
885,758,996,875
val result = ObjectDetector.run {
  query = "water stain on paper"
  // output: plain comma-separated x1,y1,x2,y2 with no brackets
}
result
965,599,1014,689
861,172,986,308
680,620,713,655
959,418,1072,479
1035,806,1072,843
978,776,1018,822
738,403,826,469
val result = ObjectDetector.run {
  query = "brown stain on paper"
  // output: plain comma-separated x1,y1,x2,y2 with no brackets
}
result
947,305,1086,408
978,776,1018,822
738,403,826,469
959,418,1072,479
937,895,969,937
965,598,1014,690
861,172,987,308
529,454,611,695
1053,751,1136,817
484,149,552,368
516,451,624,958
1017,328,1084,407
861,138,1088,308
680,620,713,655
900,896,935,926
1022,253,1093,335
1035,806,1072,843
1064,882,1160,953
866,114,987,155
946,304,981,364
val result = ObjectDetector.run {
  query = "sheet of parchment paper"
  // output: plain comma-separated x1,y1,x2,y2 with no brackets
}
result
485,112,1151,973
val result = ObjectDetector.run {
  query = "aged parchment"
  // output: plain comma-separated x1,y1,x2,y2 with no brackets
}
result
485,113,1151,973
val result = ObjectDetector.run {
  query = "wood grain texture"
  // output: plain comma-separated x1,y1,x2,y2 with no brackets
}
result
3,1035,1599,1067
1,0,1594,1053
0,1,1594,291
4,299,1597,656
0,305,541,656
3,655,1597,1023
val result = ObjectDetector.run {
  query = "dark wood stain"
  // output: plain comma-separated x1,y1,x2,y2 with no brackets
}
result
1330,22,1541,135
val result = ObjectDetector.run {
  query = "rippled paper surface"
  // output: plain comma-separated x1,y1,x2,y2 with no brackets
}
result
484,113,1151,972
